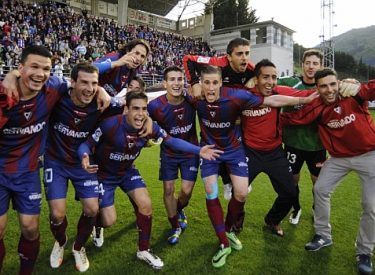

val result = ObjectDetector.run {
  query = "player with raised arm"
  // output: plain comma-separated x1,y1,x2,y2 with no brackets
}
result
78,91,222,270
280,68,374,274
183,37,255,209
278,49,325,224
186,65,317,268
241,59,317,236
148,66,199,244
94,39,150,97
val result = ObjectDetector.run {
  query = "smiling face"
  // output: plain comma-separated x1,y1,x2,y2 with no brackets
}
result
201,72,222,103
125,98,148,129
255,66,278,96
227,45,250,73
316,74,339,104
18,54,52,95
164,70,184,100
70,71,99,107
128,44,148,69
302,54,322,84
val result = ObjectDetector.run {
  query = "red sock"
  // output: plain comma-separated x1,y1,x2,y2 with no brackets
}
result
168,214,180,229
74,213,96,251
136,212,152,251
50,216,67,246
177,198,188,213
18,234,40,275
206,198,229,247
225,197,245,232
0,239,5,272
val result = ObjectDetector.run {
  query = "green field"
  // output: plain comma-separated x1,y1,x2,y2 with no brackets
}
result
2,117,371,274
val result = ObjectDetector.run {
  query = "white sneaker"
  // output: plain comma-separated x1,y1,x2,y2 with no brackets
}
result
92,226,104,248
223,184,232,200
248,184,252,193
72,245,90,272
289,209,302,225
136,249,164,270
50,239,67,268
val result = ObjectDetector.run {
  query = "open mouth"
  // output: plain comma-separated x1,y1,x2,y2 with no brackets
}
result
133,117,144,128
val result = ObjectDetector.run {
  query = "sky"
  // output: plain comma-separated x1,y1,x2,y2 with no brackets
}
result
166,0,375,48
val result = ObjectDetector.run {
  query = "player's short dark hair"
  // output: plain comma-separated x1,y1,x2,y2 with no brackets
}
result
119,39,151,57
163,66,184,80
129,76,146,92
254,59,276,77
226,37,250,55
70,62,99,81
303,49,323,64
200,65,222,79
126,91,148,107
314,68,338,82
20,45,52,64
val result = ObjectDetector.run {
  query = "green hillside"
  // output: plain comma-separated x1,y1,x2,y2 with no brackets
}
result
334,25,375,66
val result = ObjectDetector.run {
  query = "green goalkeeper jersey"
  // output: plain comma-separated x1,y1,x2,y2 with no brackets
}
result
278,76,324,151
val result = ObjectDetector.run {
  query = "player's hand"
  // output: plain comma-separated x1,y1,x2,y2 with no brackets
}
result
339,78,361,97
1,70,20,103
245,77,256,89
199,144,223,161
146,137,163,147
96,86,111,112
114,52,138,69
139,115,153,137
81,153,98,173
191,83,204,99
300,91,320,104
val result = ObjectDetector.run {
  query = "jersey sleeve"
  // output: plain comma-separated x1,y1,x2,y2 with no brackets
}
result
152,123,200,155
94,58,113,74
274,85,315,97
280,101,323,127
357,80,375,101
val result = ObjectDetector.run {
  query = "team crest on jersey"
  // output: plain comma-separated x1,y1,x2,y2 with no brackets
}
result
223,77,230,83
24,111,32,121
334,106,341,114
178,114,184,120
92,128,102,142
210,111,216,118
74,118,81,125
241,77,247,84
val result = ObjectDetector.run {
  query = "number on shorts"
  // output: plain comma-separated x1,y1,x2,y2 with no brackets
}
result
287,152,297,164
98,183,105,196
44,168,53,183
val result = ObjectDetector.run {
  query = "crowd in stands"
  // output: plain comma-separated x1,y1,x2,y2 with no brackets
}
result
0,0,216,78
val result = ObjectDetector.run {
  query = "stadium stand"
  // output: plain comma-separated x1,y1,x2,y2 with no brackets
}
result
0,0,216,86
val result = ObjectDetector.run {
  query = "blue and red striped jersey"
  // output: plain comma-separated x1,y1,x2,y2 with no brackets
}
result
45,91,104,167
94,52,136,96
148,94,198,158
0,76,67,173
187,87,263,151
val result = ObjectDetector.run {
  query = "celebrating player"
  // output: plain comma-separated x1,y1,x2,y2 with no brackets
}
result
186,65,317,268
279,49,326,224
0,45,68,274
280,68,374,275
148,66,199,244
78,91,222,270
183,37,256,203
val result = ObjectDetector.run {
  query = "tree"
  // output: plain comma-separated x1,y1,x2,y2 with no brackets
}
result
206,0,258,30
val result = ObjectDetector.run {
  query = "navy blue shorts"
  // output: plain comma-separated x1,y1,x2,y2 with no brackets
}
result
98,167,146,208
159,154,199,181
0,170,42,215
43,159,99,200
